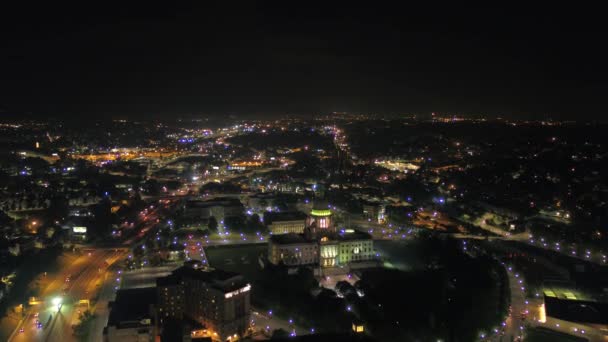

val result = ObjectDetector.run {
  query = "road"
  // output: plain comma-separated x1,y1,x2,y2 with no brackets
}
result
464,212,606,265
491,268,527,342
10,248,126,342
355,212,607,269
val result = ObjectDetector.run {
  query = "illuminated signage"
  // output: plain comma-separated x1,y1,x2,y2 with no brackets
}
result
224,284,251,298
73,226,87,234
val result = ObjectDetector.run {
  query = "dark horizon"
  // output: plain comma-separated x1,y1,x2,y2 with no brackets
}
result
1,3,606,121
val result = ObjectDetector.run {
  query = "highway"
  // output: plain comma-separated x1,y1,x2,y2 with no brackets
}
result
10,248,126,342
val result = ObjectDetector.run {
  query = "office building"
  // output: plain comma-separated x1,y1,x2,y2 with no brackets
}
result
156,262,251,341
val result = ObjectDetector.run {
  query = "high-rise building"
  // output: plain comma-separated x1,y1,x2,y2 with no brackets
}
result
156,262,251,341
156,273,184,321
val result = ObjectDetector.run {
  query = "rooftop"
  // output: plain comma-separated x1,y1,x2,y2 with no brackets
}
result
265,211,307,223
541,283,592,301
107,287,156,328
156,273,181,287
336,230,373,241
310,208,332,217
270,233,310,245
167,266,248,292
270,231,372,244
545,296,608,325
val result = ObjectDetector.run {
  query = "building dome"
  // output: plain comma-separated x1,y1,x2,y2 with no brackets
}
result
311,199,332,217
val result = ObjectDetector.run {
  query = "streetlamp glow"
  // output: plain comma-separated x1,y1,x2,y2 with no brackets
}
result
52,297,62,311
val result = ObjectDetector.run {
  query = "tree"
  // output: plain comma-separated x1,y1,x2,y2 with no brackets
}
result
47,195,68,220
241,214,266,233
259,199,269,210
271,329,289,339
150,253,163,266
224,216,245,232
133,244,145,258
294,267,318,292
72,310,95,337
143,179,161,196
92,198,115,238
0,210,13,226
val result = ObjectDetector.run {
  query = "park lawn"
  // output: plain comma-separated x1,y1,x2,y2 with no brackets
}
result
204,244,267,282
374,239,438,271
368,239,508,341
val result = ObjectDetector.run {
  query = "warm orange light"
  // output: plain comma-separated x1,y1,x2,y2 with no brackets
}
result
538,304,546,323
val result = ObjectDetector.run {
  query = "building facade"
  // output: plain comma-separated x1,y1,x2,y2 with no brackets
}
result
156,263,251,341
337,238,375,265
103,287,157,342
362,202,386,224
269,220,305,234
268,234,319,266
265,211,307,235
183,198,244,221
156,274,184,322
268,200,374,269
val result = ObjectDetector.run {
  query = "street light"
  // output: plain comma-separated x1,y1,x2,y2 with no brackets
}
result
52,297,62,312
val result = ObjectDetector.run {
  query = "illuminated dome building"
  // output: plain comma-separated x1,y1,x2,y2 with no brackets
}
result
305,199,335,240
268,199,375,271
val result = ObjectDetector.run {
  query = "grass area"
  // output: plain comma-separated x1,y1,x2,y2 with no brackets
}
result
72,310,96,342
204,244,267,282
374,239,440,271
525,327,587,342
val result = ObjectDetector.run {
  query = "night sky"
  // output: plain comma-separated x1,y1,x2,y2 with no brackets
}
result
0,3,606,120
